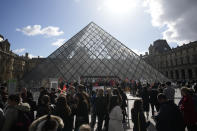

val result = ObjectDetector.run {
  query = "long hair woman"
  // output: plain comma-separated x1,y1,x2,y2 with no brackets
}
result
131,99,150,131
74,93,89,131
54,95,72,131
36,95,53,118
108,95,124,131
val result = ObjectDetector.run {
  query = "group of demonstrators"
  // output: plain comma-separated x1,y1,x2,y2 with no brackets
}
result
0,79,197,131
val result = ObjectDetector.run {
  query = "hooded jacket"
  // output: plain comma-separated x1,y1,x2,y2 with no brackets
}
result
29,115,64,131
2,102,30,131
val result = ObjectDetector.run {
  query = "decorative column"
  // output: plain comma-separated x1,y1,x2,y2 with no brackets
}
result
173,70,176,80
179,69,184,80
192,68,196,80
185,68,189,81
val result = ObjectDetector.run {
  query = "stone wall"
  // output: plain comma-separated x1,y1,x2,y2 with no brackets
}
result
143,40,197,81
0,36,41,83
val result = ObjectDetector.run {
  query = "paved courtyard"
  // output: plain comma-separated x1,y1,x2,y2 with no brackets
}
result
125,89,182,131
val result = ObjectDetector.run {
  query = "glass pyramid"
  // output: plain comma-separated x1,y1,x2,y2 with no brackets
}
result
22,22,168,85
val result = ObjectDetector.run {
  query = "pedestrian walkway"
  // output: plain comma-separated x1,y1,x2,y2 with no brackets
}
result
125,88,182,131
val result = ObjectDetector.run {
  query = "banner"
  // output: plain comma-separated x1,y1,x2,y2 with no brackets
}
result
49,78,58,89
92,86,104,91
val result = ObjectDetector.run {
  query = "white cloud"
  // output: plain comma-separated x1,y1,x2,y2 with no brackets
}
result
51,39,66,47
132,49,146,56
13,48,26,54
12,49,44,58
28,54,44,58
144,0,197,45
16,25,64,37
28,54,36,58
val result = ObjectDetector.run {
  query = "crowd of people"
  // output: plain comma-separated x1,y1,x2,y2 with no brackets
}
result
0,79,197,131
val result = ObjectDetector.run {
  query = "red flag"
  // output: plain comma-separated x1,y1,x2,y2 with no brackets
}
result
63,85,67,91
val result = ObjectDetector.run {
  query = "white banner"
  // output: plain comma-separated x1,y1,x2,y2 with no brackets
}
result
92,86,104,91
49,78,58,89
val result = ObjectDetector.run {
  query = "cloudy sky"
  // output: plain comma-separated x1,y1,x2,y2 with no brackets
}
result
0,0,196,58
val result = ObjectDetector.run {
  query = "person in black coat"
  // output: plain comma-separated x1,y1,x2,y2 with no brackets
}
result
66,92,76,131
104,88,112,131
141,85,150,119
54,95,72,131
20,88,36,121
36,95,54,118
74,93,89,131
49,88,57,105
0,86,8,109
131,99,150,131
149,85,159,117
90,90,97,130
38,87,49,106
155,93,185,131
118,88,128,123
95,89,107,131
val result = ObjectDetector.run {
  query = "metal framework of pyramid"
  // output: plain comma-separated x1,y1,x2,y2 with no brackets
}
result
23,22,168,85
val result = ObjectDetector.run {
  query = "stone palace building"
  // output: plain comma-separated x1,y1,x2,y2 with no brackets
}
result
0,35,42,83
143,39,197,81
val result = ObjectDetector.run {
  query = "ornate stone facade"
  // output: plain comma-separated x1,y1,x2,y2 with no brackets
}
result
143,39,197,81
0,35,41,83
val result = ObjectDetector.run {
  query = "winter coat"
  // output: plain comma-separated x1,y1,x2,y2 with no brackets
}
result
75,101,89,130
95,96,107,116
149,89,159,104
90,94,96,113
2,102,30,131
141,88,150,112
155,101,185,131
179,95,197,125
131,109,148,131
54,106,73,131
120,92,128,109
29,115,64,131
36,104,54,118
49,93,57,104
108,106,124,131
21,92,36,121
37,90,49,106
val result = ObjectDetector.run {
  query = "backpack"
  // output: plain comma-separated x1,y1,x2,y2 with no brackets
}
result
11,110,32,131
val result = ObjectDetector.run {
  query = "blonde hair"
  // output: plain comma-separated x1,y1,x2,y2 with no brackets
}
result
106,88,112,95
